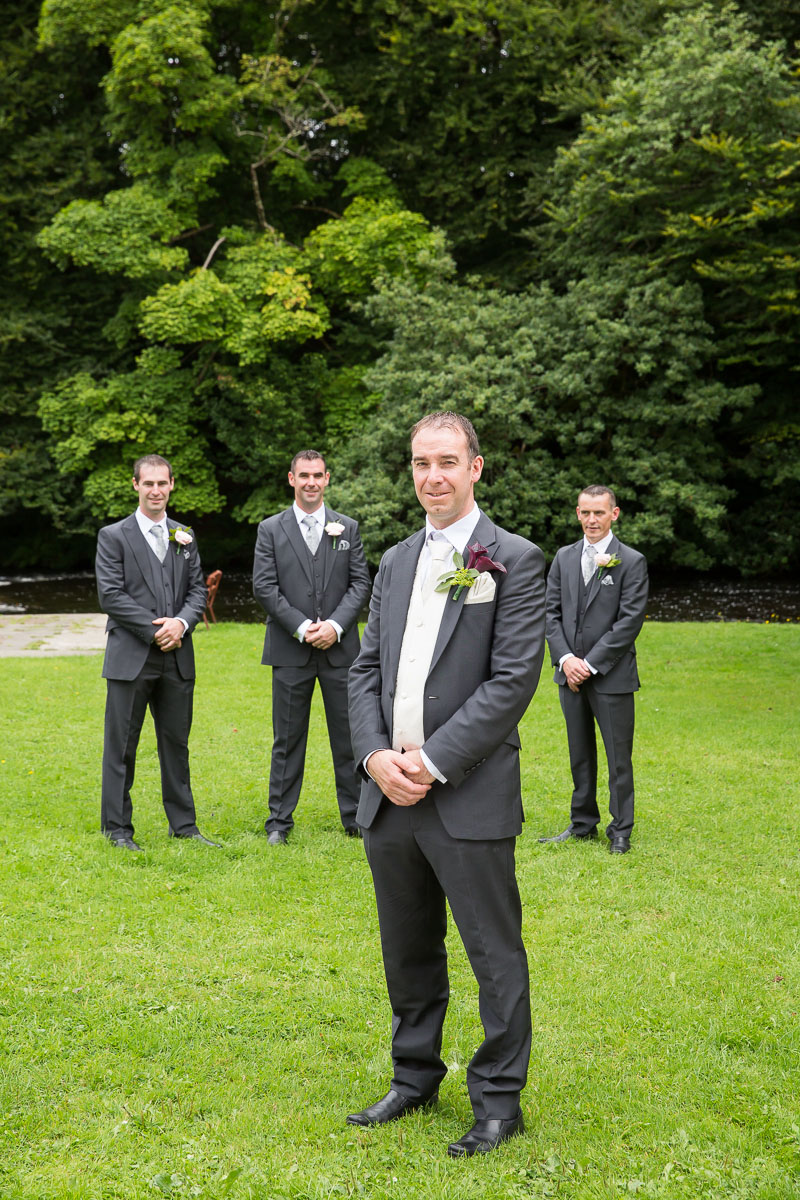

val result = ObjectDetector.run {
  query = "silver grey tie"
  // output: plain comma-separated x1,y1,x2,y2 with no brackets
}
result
424,534,453,598
582,542,597,585
302,514,320,554
150,523,168,563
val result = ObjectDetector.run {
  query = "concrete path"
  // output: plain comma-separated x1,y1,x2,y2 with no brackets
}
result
0,613,107,657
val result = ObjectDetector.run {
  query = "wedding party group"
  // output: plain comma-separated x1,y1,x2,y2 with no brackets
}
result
94,410,648,1158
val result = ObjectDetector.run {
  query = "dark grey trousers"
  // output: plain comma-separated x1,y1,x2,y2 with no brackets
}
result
101,645,198,839
363,795,530,1120
559,682,636,838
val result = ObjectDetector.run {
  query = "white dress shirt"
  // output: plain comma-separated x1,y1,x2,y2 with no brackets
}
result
292,502,343,642
559,531,615,675
134,508,188,633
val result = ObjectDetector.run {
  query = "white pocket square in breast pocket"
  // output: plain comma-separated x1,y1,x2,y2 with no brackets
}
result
600,575,615,586
464,573,497,604
337,539,350,551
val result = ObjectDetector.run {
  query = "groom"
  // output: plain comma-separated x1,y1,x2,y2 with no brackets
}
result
347,412,546,1157
96,454,216,851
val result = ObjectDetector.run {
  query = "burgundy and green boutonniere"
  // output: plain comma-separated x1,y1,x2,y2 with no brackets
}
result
435,541,507,602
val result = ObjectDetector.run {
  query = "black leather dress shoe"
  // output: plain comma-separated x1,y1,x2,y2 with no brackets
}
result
447,1111,525,1157
109,836,143,852
267,831,288,846
609,835,631,854
169,829,220,846
346,1088,438,1126
343,825,362,838
538,826,598,843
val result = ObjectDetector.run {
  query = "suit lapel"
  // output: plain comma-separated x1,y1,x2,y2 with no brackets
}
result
428,512,497,675
123,514,159,602
564,540,582,617
386,529,425,679
166,518,187,596
321,506,337,591
283,508,314,584
584,534,619,611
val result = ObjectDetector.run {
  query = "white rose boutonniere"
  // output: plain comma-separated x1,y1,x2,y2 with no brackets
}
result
325,521,345,550
169,527,194,555
595,552,621,579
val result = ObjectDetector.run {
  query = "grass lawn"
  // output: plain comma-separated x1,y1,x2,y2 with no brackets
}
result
0,621,798,1199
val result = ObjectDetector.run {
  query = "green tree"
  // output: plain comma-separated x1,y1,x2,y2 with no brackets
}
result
335,269,755,569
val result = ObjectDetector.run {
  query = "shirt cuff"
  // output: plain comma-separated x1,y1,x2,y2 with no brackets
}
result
584,659,597,675
328,620,344,641
558,653,572,670
295,619,311,642
420,748,446,784
179,618,189,634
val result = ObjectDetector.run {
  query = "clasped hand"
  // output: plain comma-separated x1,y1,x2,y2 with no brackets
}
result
152,616,183,652
368,747,434,807
304,620,337,650
563,654,591,692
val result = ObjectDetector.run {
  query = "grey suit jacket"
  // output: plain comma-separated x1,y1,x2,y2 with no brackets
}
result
96,514,206,682
253,505,371,668
348,513,546,840
545,534,648,693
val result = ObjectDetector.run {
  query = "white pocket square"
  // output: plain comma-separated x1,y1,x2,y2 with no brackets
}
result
600,575,615,586
464,573,497,604
337,539,350,551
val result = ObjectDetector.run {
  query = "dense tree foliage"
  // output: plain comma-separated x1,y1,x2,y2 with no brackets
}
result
1,0,798,573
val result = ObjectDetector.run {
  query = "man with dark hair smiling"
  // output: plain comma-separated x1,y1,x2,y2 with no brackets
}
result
539,485,649,853
253,450,371,842
347,412,546,1157
95,454,216,851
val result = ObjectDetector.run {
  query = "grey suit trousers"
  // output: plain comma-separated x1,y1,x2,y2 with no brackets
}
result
559,681,635,838
363,795,530,1119
101,644,199,839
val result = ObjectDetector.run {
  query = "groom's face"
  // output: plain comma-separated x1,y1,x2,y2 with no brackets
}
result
133,467,174,520
411,425,483,529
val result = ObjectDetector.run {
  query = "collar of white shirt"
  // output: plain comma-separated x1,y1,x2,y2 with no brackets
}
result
135,509,168,536
293,502,325,530
583,531,614,556
425,504,481,556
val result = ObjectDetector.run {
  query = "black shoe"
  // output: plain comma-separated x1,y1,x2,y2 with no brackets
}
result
343,824,362,838
609,835,631,854
346,1088,438,1127
267,831,288,846
447,1111,525,1157
538,826,598,843
169,829,220,846
108,836,143,852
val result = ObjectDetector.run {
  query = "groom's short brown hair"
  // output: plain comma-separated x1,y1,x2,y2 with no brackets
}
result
133,454,173,481
410,412,481,462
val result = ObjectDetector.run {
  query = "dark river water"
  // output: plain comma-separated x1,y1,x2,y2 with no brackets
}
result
1,571,799,623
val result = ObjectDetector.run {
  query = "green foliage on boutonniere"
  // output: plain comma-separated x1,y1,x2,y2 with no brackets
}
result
596,553,621,578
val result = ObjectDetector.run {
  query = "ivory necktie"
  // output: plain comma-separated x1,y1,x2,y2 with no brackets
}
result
582,542,597,585
302,514,320,554
424,534,453,598
150,523,167,563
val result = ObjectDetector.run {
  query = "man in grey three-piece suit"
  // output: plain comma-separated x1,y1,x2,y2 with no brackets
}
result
96,454,217,852
540,485,649,854
253,451,371,843
347,412,546,1158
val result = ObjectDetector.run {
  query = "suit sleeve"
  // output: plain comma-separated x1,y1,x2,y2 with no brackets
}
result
174,537,206,633
422,543,547,789
544,549,572,666
584,553,649,675
348,552,392,774
96,527,158,644
325,519,372,632
252,519,310,635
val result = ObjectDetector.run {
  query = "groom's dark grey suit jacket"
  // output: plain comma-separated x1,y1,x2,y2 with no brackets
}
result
348,513,546,840
96,514,206,682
